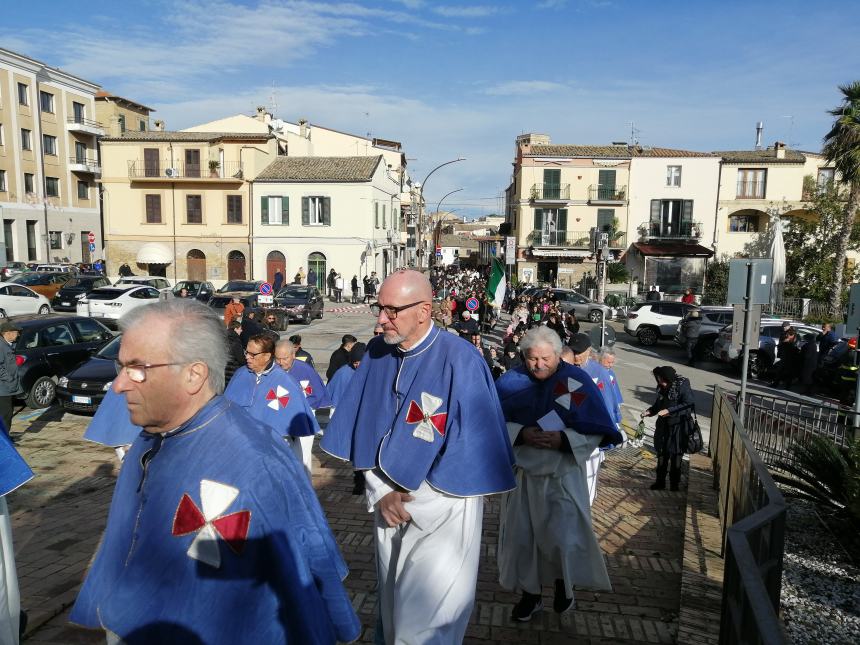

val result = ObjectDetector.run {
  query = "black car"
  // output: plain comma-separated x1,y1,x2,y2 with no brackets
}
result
11,314,114,408
51,276,112,311
274,286,324,324
56,334,121,413
216,280,264,294
172,280,215,302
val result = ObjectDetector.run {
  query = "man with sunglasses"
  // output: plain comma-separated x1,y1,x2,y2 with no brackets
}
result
71,299,360,644
321,269,515,645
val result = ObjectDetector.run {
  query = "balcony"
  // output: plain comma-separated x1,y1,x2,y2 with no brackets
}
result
68,156,101,175
736,180,766,199
528,229,628,248
640,220,703,240
529,183,570,201
66,117,105,137
588,184,627,204
128,160,244,182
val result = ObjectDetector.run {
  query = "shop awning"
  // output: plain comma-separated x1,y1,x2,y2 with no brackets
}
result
530,248,592,258
136,242,173,264
631,242,714,257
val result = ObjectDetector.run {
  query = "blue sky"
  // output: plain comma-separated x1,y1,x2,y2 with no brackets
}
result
4,0,858,217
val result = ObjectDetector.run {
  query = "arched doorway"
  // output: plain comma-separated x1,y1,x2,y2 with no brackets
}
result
227,250,246,280
186,249,207,281
266,250,286,285
308,252,326,290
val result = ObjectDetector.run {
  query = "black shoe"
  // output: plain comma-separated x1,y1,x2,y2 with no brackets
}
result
669,483,679,491
553,580,574,613
511,593,543,622
650,481,665,490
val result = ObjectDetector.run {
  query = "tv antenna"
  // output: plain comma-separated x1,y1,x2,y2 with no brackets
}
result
268,81,278,117
627,121,640,146
782,115,800,148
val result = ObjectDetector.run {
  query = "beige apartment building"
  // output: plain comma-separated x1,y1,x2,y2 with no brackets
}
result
0,48,103,264
95,90,154,136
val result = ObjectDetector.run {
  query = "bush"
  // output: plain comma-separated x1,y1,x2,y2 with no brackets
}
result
606,262,629,284
702,256,730,305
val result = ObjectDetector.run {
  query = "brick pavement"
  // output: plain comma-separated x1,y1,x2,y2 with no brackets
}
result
11,407,692,644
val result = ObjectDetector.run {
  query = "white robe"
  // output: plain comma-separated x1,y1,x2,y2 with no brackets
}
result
0,498,20,645
498,422,612,595
365,469,482,645
586,448,605,506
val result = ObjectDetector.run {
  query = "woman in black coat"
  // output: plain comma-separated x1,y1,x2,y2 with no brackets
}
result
640,366,694,491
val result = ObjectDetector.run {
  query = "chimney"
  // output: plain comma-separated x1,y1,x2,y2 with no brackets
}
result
108,116,123,138
755,122,763,150
153,120,165,132
256,106,271,123
299,118,309,139
774,141,786,159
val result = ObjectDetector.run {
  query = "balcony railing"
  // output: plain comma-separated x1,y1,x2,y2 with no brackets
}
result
736,181,766,199
66,117,104,136
68,156,101,174
128,160,244,181
642,220,703,240
529,183,570,201
588,184,627,202
528,229,628,248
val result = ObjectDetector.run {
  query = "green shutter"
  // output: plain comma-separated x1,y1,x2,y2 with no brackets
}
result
322,198,331,226
281,196,289,225
597,208,614,231
302,197,310,225
374,203,379,228
557,209,567,232
261,196,269,224
598,169,616,188
382,204,387,229
682,200,693,222
533,208,542,232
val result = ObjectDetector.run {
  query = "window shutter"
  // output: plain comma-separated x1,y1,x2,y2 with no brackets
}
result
382,204,387,229
557,209,567,232
281,196,289,225
302,197,310,225
682,200,693,222
533,209,542,231
261,196,269,224
374,203,379,228
650,200,661,225
322,198,331,226
599,169,616,188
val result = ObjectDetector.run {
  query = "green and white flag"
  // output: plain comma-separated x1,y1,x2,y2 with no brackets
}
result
487,258,506,305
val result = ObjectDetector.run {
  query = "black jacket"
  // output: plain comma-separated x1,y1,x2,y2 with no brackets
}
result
648,376,694,456
326,347,350,381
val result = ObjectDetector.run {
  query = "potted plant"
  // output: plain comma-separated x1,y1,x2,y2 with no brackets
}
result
208,160,221,177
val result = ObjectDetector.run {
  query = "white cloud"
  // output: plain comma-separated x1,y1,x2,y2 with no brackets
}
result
484,80,569,96
432,5,500,18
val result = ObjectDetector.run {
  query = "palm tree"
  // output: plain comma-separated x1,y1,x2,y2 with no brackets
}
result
823,81,860,318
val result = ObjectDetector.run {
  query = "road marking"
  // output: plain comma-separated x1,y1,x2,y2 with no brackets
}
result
15,408,50,422
619,346,661,358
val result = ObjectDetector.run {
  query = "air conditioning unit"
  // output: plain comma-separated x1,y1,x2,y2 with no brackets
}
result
165,168,179,178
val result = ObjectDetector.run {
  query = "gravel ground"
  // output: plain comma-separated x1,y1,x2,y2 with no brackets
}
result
780,498,860,644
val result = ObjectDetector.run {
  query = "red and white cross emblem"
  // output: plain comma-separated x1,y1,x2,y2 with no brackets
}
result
171,479,251,569
592,377,605,391
299,380,313,397
405,392,447,443
554,377,587,409
265,385,290,411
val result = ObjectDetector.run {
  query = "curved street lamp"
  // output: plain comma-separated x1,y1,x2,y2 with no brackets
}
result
432,188,463,267
416,157,465,268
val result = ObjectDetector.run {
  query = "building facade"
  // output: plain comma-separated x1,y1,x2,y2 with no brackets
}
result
0,48,103,264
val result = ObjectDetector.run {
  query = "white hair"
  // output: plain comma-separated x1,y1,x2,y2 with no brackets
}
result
275,339,295,354
519,326,563,356
596,346,615,361
120,298,228,394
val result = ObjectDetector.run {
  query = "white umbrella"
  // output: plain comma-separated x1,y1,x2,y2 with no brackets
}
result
769,212,786,303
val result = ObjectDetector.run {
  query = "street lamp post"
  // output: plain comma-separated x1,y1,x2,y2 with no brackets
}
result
416,157,465,269
432,188,463,267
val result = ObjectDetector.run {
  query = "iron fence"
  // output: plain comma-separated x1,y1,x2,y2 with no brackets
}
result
762,298,836,321
710,386,787,645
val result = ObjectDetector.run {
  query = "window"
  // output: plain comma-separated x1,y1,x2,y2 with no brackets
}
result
39,91,54,113
532,208,568,244
666,165,682,187
118,115,126,133
817,168,835,189
543,168,562,199
382,204,387,229
24,173,34,194
737,168,766,198
374,203,379,228
302,196,331,226
145,195,162,223
144,148,159,177
139,119,146,132
0,123,4,145
0,170,5,192
45,177,59,198
185,149,200,178
649,199,694,237
186,194,202,224
597,208,615,233
26,220,37,261
2,220,10,262
728,214,760,232
72,102,85,123
75,141,87,163
71,318,108,343
49,231,63,250
226,195,242,224
17,83,28,106
261,196,289,225
77,180,89,199
21,129,32,150
43,134,57,155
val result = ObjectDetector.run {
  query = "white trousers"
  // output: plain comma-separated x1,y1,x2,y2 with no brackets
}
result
287,435,316,480
585,448,605,507
0,498,20,645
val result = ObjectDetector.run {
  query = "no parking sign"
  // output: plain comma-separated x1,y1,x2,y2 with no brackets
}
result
465,297,479,312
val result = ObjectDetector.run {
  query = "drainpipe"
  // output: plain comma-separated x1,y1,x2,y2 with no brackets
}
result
169,143,177,281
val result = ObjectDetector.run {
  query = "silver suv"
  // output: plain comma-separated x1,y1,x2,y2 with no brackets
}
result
624,301,697,346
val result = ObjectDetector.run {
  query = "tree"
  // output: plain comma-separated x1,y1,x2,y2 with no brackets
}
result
606,261,629,283
823,81,860,317
702,256,730,305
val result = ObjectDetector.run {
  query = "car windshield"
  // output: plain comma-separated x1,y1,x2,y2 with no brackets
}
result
62,278,99,288
277,287,309,298
173,281,201,295
9,273,44,285
95,335,122,359
87,289,126,301
218,281,258,292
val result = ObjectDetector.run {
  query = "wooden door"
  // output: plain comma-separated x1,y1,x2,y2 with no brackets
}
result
144,148,159,177
186,249,207,281
185,149,201,178
227,250,246,280
266,251,286,285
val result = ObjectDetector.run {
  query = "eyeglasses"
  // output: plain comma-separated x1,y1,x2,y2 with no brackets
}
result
115,360,185,383
373,331,383,336
370,300,425,319
244,349,270,358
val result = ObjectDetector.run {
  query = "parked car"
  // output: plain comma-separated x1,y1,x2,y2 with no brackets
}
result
713,319,822,378
56,334,121,413
0,284,52,317
35,263,78,274
77,285,162,326
217,280,265,294
0,262,29,281
543,288,611,323
208,291,261,321
51,275,112,312
11,314,114,408
274,285,324,324
624,301,698,346
7,272,74,299
114,275,172,291
172,280,215,302
673,306,734,361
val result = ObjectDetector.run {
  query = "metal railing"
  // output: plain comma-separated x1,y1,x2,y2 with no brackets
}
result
710,386,787,645
67,116,103,129
68,155,100,167
128,160,243,180
645,220,703,239
762,298,838,321
527,229,591,247
588,184,627,201
736,180,766,199
529,183,570,200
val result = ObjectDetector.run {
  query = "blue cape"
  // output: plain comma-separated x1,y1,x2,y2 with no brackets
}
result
325,364,355,408
71,396,360,644
83,389,143,447
581,359,622,424
0,429,33,497
495,362,623,448
224,365,318,438
321,327,515,496
286,360,332,410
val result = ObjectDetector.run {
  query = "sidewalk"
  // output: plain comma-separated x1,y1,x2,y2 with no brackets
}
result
13,410,691,644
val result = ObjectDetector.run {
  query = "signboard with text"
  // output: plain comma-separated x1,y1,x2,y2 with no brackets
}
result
505,236,516,265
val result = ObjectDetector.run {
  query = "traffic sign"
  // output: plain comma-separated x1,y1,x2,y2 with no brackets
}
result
465,297,479,311
259,282,273,295
87,231,95,244
589,325,616,348
88,243,96,252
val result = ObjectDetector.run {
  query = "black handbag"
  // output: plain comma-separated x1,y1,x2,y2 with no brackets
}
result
686,408,704,454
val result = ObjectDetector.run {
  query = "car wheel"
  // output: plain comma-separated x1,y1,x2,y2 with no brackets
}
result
637,326,659,346
588,309,603,323
317,308,324,319
696,338,715,361
38,304,50,315
0,309,6,319
303,311,311,325
280,315,289,332
27,376,56,409
748,352,768,379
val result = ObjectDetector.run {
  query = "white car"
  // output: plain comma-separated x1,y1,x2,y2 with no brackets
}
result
623,301,698,346
0,283,52,317
114,276,172,291
77,285,161,323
